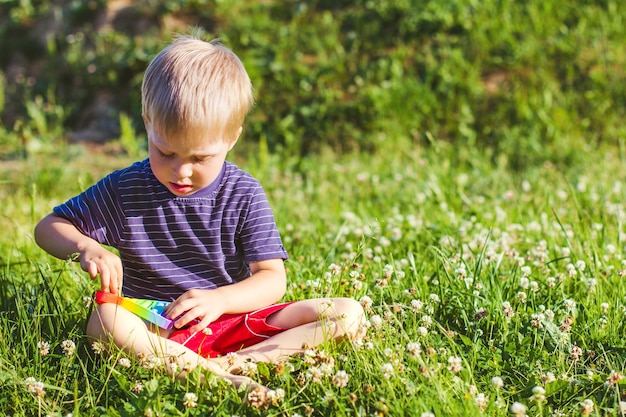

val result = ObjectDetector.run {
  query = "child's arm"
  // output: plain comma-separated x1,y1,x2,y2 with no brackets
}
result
164,258,286,332
34,213,123,294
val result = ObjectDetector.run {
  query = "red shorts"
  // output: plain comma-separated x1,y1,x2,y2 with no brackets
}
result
168,302,293,358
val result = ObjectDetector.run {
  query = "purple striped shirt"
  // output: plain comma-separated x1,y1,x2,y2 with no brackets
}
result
54,159,288,300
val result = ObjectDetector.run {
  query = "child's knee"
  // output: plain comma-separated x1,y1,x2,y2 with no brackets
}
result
334,298,364,320
331,298,366,338
86,304,111,340
86,303,142,341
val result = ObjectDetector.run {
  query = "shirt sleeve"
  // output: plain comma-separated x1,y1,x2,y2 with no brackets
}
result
239,185,288,262
52,170,125,247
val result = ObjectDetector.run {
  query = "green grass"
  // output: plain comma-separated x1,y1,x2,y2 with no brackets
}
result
2,1,626,414
2,138,626,415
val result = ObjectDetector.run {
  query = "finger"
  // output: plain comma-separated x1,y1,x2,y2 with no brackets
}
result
165,294,196,320
114,260,124,294
86,260,99,280
109,263,121,295
189,307,219,333
98,263,111,293
174,306,207,329
164,298,184,318
190,316,213,333
109,272,119,295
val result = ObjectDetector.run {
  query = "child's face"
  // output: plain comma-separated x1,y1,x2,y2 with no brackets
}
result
146,122,239,196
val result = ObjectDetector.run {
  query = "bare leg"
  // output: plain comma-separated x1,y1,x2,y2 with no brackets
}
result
86,303,259,389
213,297,366,370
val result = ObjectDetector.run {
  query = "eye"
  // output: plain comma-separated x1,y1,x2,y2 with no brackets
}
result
192,155,211,163
157,149,175,159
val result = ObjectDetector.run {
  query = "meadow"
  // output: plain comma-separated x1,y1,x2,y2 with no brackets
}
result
3,138,626,416
2,0,626,416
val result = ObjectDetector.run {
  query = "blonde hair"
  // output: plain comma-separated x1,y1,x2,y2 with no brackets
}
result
142,36,254,144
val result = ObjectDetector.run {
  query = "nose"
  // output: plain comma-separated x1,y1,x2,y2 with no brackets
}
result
173,161,193,179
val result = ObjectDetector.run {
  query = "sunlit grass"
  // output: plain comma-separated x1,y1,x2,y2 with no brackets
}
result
2,138,626,415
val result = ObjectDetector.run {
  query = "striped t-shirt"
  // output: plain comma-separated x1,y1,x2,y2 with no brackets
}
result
53,159,288,301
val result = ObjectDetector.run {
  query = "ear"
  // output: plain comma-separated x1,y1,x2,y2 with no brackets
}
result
228,126,243,151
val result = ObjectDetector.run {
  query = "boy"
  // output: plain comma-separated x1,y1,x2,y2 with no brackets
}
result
34,35,365,390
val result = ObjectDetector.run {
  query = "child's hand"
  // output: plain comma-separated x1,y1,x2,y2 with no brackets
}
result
165,289,227,332
78,243,124,295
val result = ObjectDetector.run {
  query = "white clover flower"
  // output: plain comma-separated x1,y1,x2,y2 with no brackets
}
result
530,313,544,329
407,342,421,357
580,398,594,415
421,315,433,328
302,349,317,365
531,386,546,402
38,341,50,356
575,260,586,271
306,366,323,383
61,340,76,356
565,263,577,277
319,362,335,377
491,376,504,389
509,401,526,416
267,388,285,404
131,381,144,393
369,314,383,329
411,299,424,312
329,263,342,275
226,352,238,366
142,356,161,369
83,296,93,308
91,341,105,355
475,392,488,411
429,294,440,303
239,360,258,376
563,299,577,312
381,363,394,379
183,392,198,408
601,302,610,313
359,296,373,310
417,326,429,337
447,356,462,373
169,362,180,373
519,277,530,289
25,377,46,397
570,345,583,362
502,302,515,318
118,357,131,368
332,370,350,388
455,265,467,279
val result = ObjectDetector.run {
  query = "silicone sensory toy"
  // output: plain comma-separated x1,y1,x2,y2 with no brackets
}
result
94,290,174,329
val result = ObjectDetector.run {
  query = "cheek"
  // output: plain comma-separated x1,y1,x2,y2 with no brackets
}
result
149,158,168,179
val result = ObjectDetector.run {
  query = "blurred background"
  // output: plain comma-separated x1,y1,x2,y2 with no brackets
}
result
1,0,625,169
